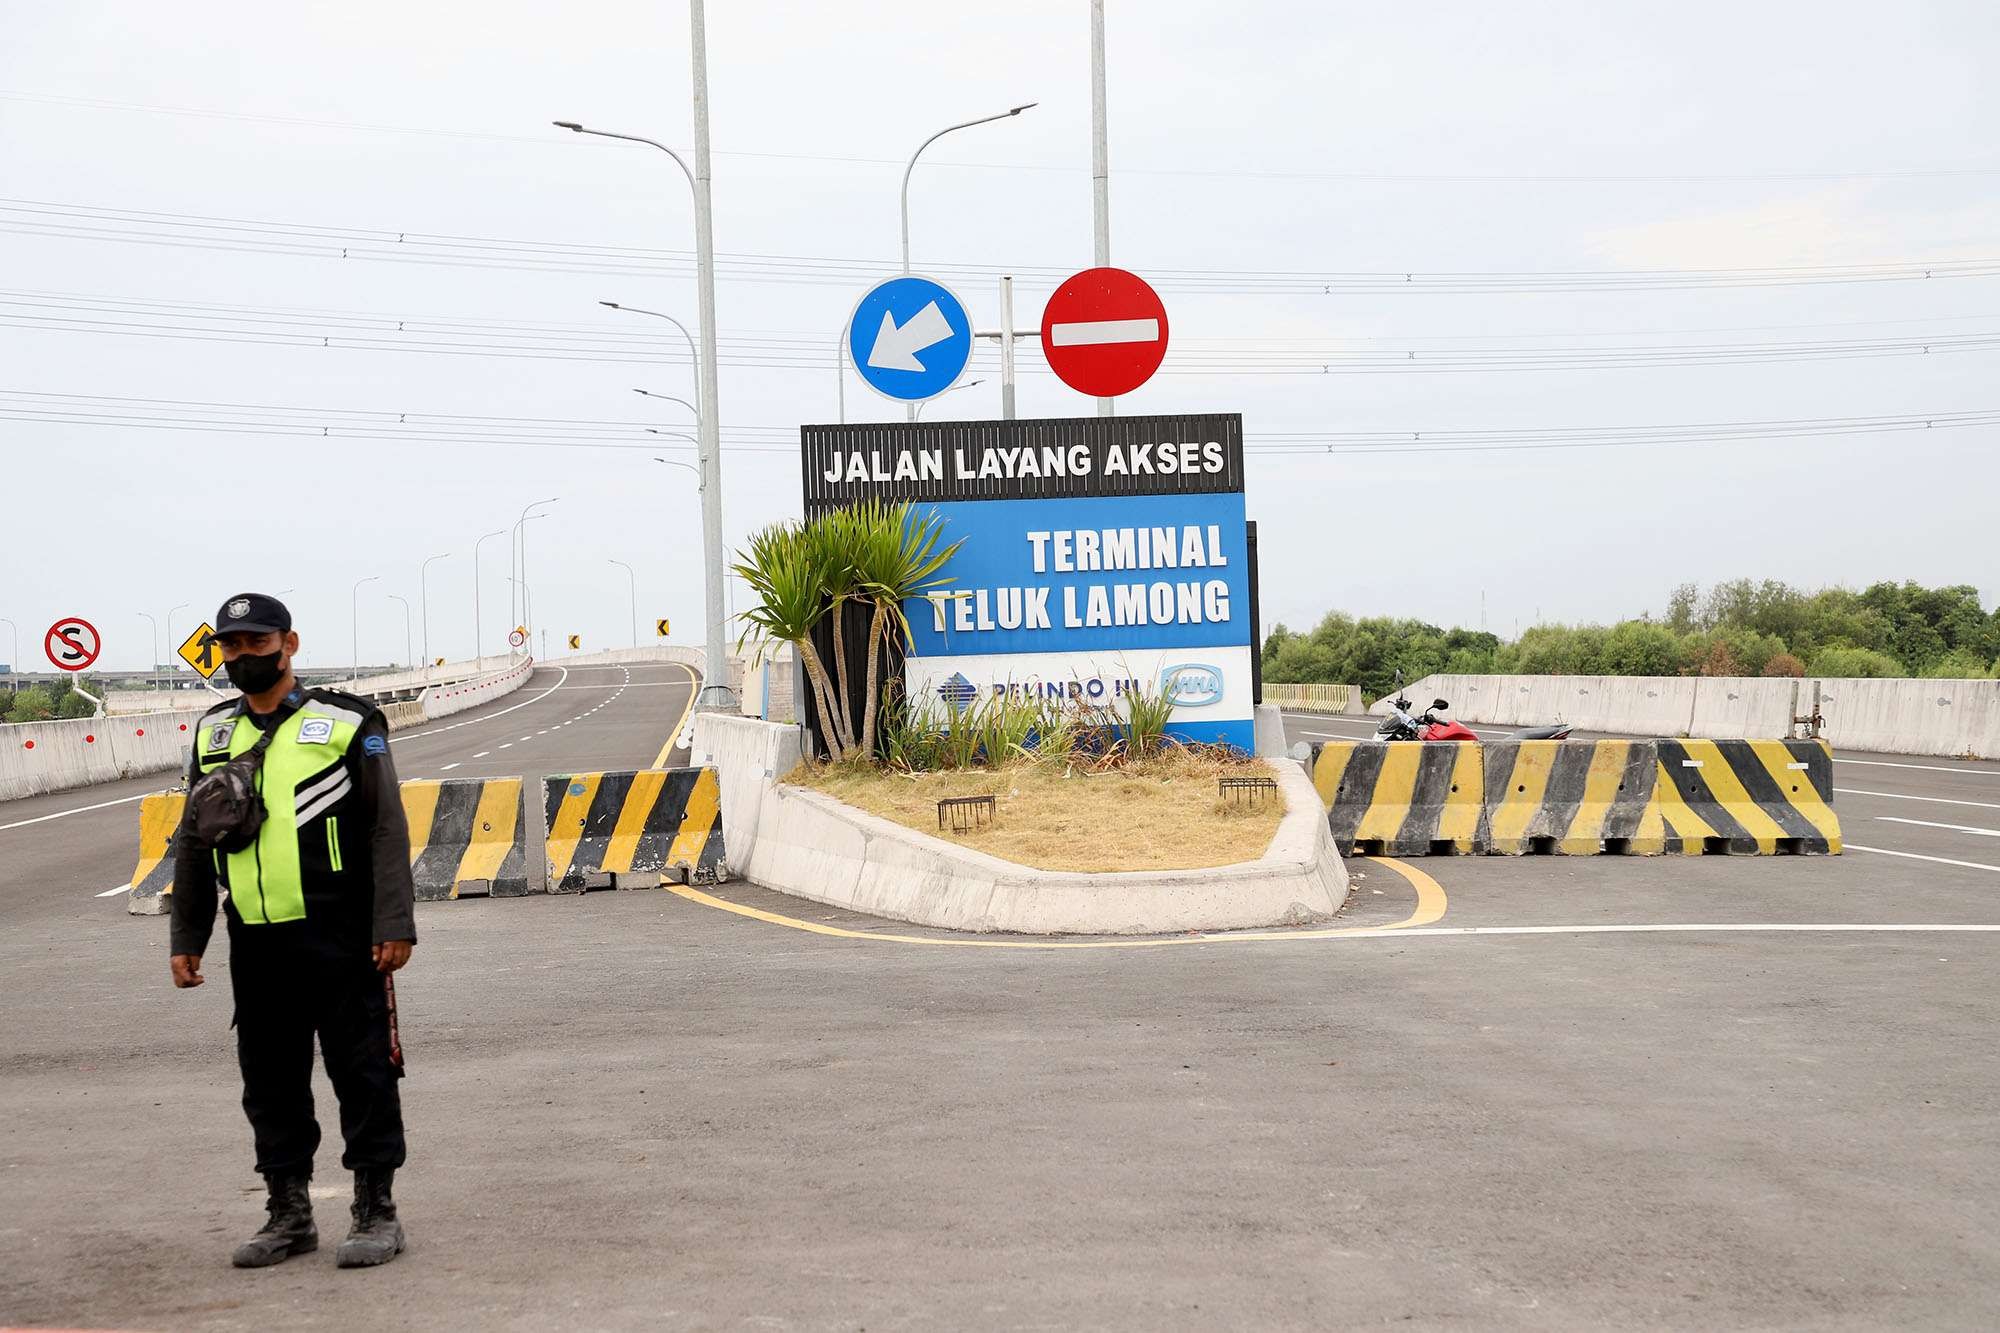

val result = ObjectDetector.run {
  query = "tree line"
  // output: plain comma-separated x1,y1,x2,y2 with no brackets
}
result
0,676,103,724
1262,580,2000,703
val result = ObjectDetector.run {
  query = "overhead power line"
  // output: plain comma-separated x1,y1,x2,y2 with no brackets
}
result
6,289,1998,376
1,390,1992,458
5,199,1996,295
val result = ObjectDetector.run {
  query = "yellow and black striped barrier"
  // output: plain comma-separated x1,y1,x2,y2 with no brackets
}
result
1309,740,1482,855
543,767,727,891
125,791,187,915
1653,738,1841,855
403,777,532,899
1307,739,1840,856
1481,739,1662,855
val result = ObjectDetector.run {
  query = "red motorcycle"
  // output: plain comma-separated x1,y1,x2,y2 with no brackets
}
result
1373,693,1572,742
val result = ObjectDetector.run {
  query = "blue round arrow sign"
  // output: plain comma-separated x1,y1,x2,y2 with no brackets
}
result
846,275,974,403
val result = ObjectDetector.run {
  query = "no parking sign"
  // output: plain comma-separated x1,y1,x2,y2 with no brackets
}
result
45,617,101,672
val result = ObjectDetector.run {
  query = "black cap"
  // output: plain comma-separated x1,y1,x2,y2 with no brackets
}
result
214,592,292,635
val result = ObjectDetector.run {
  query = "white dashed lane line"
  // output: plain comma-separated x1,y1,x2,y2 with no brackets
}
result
440,762,461,772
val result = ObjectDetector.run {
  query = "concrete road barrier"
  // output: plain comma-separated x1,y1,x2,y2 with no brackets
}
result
1481,739,1662,855
543,767,727,891
403,777,532,899
124,791,187,916
1654,739,1841,855
1308,738,1841,857
1309,740,1482,855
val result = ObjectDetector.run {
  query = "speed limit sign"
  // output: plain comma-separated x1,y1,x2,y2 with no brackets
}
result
508,628,527,648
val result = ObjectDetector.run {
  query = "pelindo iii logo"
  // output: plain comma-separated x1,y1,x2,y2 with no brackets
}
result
938,673,978,713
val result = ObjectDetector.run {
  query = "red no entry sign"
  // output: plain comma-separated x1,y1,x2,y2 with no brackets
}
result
45,617,102,672
1039,267,1170,398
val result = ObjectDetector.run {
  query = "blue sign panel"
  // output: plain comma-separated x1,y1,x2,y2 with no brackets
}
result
801,413,1256,752
907,492,1249,659
847,276,973,403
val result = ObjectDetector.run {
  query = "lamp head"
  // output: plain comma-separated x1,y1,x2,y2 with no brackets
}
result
553,121,583,132
1009,103,1037,115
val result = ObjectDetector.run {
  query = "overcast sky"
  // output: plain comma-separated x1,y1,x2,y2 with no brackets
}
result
3,1,1995,671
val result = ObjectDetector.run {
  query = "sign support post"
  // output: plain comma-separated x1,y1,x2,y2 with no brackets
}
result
1000,276,1018,420
1090,0,1113,417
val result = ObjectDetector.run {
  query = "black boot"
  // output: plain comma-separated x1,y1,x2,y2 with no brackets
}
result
335,1167,406,1268
231,1172,317,1268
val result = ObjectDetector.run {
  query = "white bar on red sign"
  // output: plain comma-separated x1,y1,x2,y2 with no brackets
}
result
1049,318,1162,348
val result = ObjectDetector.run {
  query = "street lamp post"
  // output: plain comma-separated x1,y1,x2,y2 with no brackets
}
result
1,617,16,695
511,498,557,645
916,378,986,420
420,552,448,668
609,559,637,648
387,594,413,668
473,528,506,662
557,69,734,710
167,603,190,657
898,102,1036,421
137,612,159,678
350,578,378,679
632,387,697,420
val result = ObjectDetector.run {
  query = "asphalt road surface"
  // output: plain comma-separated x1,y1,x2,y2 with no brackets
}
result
1,695,1996,1330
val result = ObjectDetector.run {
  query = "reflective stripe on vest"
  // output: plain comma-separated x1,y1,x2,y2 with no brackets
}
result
197,704,361,925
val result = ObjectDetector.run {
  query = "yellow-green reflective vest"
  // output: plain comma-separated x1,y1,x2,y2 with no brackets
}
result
194,696,367,926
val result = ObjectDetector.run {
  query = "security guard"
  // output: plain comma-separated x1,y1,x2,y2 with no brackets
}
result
169,593,417,1269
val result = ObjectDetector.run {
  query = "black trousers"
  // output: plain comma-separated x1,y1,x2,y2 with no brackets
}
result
229,925,406,1178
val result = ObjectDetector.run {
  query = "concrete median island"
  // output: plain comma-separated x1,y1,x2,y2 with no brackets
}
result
693,714,1349,935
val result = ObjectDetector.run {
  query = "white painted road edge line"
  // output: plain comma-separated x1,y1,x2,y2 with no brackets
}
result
1839,757,2000,776
1840,787,2000,811
1877,816,2000,837
96,883,132,898
1,790,151,833
1847,844,2000,874
392,665,571,742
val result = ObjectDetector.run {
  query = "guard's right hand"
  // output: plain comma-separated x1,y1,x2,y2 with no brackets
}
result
171,954,204,988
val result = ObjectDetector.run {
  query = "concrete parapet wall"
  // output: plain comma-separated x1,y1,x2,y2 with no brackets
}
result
341,653,524,696
1265,683,1363,715
1371,673,2000,758
691,714,804,873
0,709,211,801
420,657,533,722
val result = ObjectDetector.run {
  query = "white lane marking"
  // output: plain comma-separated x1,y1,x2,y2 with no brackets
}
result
1877,816,2000,838
1378,922,2000,937
519,735,532,742
1839,788,2000,812
96,883,132,897
1,790,151,832
1049,317,1160,347
498,743,513,749
1847,844,2000,874
1839,757,2000,777
473,751,490,759
439,762,461,772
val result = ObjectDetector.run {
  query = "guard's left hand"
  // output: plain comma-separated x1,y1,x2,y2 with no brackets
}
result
373,940,413,974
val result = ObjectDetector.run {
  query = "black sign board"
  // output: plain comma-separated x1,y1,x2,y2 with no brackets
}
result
801,412,1243,515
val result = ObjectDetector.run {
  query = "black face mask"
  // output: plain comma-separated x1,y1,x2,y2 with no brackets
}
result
225,651,286,695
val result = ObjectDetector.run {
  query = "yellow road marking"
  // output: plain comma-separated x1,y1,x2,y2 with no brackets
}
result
663,856,1447,949
651,662,701,769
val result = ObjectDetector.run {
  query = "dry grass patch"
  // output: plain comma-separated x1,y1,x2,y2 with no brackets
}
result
788,748,1285,873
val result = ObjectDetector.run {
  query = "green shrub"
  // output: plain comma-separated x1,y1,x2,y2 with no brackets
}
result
1808,646,1906,678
